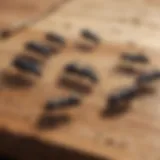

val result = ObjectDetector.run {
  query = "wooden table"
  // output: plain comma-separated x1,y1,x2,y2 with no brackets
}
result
0,0,160,160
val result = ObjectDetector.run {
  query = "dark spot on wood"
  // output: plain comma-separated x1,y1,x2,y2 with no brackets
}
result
79,67,98,83
75,43,94,52
45,94,81,111
135,71,160,93
64,63,98,83
105,138,115,146
115,66,139,75
1,72,34,89
81,29,100,44
46,33,65,46
65,63,79,74
12,55,41,76
59,77,92,94
0,29,11,38
103,86,139,117
137,71,160,84
121,53,149,63
37,114,70,130
25,41,55,56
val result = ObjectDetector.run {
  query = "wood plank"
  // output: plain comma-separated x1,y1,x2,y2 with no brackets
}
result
0,29,160,160
32,0,160,49
0,0,67,29
1,0,160,160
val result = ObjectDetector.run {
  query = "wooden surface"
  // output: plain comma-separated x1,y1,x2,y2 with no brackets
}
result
0,0,67,29
0,0,160,160
32,0,160,49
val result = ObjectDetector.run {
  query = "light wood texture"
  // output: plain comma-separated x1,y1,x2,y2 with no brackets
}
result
0,0,67,29
0,0,160,160
33,0,160,49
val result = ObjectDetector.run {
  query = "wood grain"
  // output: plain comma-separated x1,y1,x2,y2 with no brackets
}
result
0,0,67,29
0,0,160,160
32,0,160,49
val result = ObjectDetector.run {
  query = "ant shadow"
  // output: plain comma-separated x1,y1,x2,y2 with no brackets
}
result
37,114,70,130
58,77,92,94
0,71,34,89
